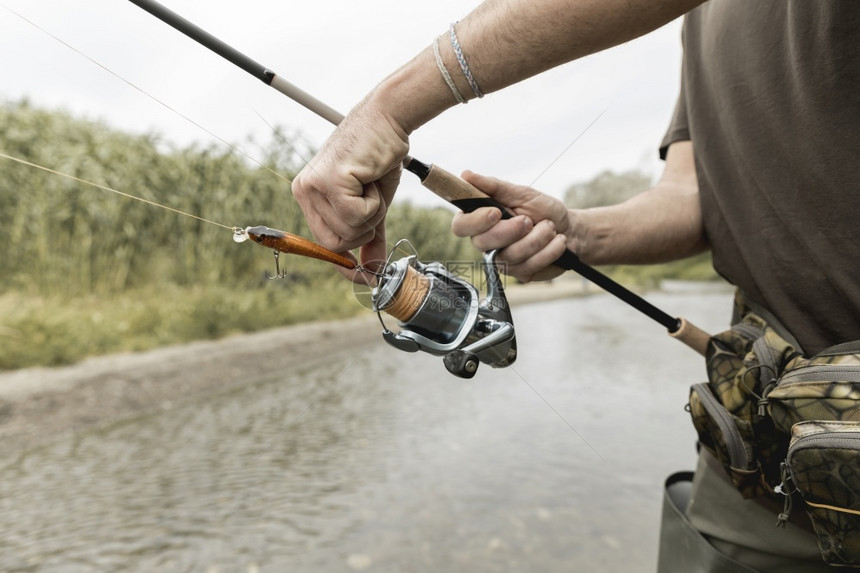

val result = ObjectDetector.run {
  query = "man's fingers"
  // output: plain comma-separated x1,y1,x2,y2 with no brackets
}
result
293,168,390,251
451,206,502,237
359,225,390,274
503,234,568,283
461,170,507,196
461,170,533,207
450,208,535,253
498,219,557,265
470,216,534,253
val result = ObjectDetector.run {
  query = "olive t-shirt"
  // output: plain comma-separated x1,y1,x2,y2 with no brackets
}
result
661,0,860,354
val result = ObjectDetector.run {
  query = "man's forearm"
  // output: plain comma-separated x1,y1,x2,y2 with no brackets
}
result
570,187,708,265
569,140,708,265
374,0,704,133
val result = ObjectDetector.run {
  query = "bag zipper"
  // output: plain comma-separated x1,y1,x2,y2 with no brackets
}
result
787,431,860,456
777,429,860,526
760,362,860,416
779,365,860,385
692,382,751,470
775,461,795,527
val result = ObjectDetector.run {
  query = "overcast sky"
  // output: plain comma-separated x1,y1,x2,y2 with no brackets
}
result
1,0,685,208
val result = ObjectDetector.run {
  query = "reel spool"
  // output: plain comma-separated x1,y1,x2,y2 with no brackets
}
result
372,242,517,378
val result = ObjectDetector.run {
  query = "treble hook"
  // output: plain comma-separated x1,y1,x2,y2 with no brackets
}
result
266,250,288,280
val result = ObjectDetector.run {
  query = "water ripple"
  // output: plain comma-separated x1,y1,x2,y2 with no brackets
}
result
0,289,733,572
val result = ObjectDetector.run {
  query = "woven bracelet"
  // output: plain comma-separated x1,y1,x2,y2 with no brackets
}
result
433,37,467,104
449,22,484,99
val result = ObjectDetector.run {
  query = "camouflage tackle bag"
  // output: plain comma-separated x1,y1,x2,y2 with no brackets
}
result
687,293,860,566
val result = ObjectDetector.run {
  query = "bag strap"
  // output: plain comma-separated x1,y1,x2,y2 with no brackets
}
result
735,292,804,354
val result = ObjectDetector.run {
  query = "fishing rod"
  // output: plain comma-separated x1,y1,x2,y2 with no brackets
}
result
127,0,711,356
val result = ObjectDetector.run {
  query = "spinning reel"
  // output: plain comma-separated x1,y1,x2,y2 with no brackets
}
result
372,243,517,378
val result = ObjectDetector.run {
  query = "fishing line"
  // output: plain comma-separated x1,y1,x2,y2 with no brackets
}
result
1,2,293,187
0,150,234,231
528,107,608,188
511,368,607,462
253,110,316,173
4,2,411,264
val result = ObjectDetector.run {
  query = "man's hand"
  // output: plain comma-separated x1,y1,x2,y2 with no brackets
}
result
452,142,706,284
451,171,574,282
291,98,410,275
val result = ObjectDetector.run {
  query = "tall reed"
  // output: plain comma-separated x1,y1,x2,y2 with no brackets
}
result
0,100,475,369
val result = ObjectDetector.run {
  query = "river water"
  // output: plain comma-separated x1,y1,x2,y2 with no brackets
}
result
0,285,735,572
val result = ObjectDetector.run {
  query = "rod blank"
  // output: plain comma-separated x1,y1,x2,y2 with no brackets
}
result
127,0,344,125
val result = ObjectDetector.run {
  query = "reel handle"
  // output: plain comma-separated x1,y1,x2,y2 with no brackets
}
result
443,350,480,379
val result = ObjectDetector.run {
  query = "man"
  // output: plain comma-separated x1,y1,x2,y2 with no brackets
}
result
292,1,860,570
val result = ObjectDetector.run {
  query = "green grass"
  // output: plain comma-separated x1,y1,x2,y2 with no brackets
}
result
0,278,365,371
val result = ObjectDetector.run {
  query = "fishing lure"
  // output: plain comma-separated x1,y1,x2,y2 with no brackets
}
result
232,224,517,378
233,225,359,279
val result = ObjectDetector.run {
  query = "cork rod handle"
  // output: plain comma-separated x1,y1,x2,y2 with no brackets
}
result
669,318,711,356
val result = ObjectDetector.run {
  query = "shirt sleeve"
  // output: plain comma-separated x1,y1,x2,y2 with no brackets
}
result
660,65,690,160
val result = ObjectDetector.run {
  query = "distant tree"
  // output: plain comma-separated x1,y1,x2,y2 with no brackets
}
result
563,169,652,209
